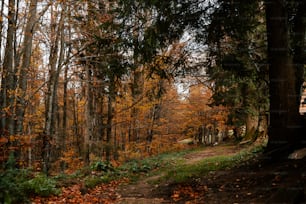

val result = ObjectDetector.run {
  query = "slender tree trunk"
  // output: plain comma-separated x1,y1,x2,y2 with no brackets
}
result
0,0,4,68
0,0,6,136
72,87,81,155
129,68,144,142
62,64,68,153
243,83,259,140
106,77,115,161
99,95,105,142
1,0,16,136
84,65,93,165
15,0,38,134
43,4,61,174
55,4,67,160
146,102,161,143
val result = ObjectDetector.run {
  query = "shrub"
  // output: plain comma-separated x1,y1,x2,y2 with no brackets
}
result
0,154,61,203
84,175,111,189
90,161,114,172
0,154,30,204
119,160,154,174
23,174,60,197
0,169,28,204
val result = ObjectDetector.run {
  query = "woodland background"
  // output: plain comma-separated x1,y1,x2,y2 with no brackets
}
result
0,0,305,177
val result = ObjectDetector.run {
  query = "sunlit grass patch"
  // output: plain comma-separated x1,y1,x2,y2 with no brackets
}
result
163,145,264,183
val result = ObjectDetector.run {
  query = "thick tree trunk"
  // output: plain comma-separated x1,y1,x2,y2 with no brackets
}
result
245,113,258,140
265,0,304,153
292,1,306,143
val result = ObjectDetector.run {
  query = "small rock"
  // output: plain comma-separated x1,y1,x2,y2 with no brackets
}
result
288,148,306,159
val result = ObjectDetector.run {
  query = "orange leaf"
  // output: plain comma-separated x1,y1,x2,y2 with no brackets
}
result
0,137,8,144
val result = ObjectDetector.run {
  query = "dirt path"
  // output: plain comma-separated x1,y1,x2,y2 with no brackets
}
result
183,144,239,165
116,174,168,204
115,144,241,204
115,144,306,203
31,143,306,203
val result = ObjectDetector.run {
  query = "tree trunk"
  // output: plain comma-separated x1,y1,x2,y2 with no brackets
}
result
43,4,61,174
245,114,258,140
0,0,16,136
106,77,115,161
15,0,38,134
242,82,259,140
84,65,93,165
72,87,81,155
265,0,304,153
56,4,67,160
292,1,306,139
62,62,68,155
129,68,144,142
0,0,4,71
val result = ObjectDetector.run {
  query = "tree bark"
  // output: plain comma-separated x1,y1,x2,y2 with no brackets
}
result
265,0,305,153
43,4,62,174
15,0,38,134
291,1,306,145
0,0,16,136
72,87,81,155
84,65,93,165
129,68,144,142
56,3,67,159
106,76,115,161
0,0,4,70
242,82,259,140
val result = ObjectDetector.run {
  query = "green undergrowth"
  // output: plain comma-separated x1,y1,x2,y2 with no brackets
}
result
0,154,60,204
54,148,196,192
116,147,196,181
0,144,265,203
162,144,265,183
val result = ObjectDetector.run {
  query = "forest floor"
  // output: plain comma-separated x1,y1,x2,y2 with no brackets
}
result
32,143,306,203
115,144,306,204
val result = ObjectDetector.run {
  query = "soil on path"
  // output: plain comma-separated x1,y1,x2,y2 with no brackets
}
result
115,144,306,204
115,144,241,203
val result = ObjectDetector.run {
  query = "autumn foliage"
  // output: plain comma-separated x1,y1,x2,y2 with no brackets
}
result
0,1,236,203
31,179,128,204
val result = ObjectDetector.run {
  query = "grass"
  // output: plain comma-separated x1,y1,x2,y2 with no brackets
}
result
116,148,194,181
109,142,265,186
54,149,193,188
113,143,265,185
162,144,265,183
